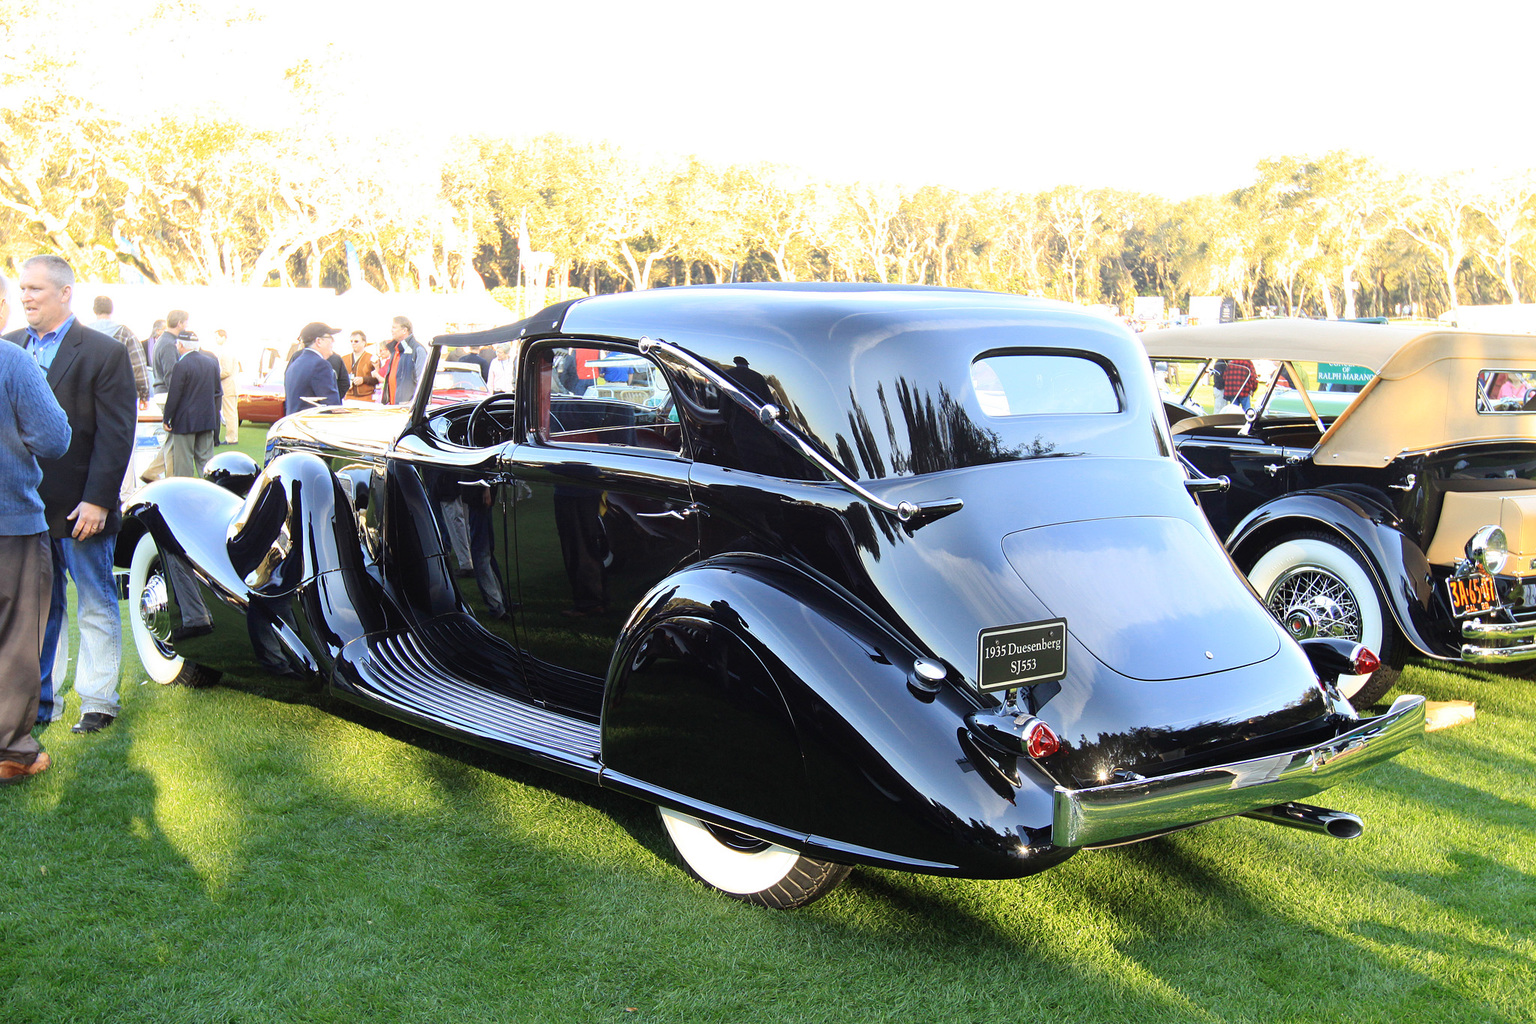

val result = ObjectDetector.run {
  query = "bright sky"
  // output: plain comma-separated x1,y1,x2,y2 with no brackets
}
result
43,0,1536,198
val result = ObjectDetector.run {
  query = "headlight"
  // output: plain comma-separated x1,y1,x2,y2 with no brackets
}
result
1467,525,1508,574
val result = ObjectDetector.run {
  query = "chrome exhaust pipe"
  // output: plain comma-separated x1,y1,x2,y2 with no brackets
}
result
1243,802,1363,839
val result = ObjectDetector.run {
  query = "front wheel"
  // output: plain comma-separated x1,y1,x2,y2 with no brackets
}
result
1248,532,1401,708
657,808,850,909
128,532,220,688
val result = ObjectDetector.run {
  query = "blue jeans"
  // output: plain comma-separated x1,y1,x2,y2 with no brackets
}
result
39,534,122,717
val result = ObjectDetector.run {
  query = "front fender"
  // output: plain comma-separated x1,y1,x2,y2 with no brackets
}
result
1227,489,1442,658
123,453,388,681
600,553,1071,878
122,477,246,594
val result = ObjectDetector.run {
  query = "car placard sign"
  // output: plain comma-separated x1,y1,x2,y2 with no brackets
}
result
1317,363,1374,387
977,619,1067,691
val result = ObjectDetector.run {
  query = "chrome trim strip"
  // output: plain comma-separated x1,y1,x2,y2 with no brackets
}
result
1052,694,1425,848
1395,438,1536,459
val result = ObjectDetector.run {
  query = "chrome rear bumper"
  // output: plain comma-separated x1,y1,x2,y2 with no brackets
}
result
1461,617,1536,663
1052,694,1425,848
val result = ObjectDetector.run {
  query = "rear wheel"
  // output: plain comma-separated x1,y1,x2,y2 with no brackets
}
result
657,807,850,909
1248,532,1401,708
128,533,220,687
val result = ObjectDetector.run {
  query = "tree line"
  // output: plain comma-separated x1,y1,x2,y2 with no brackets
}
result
3,87,1533,319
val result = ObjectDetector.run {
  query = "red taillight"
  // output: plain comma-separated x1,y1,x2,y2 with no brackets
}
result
1351,645,1381,676
1023,719,1060,758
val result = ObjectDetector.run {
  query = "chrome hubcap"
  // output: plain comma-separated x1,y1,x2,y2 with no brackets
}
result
1284,607,1317,639
138,570,175,656
1266,567,1362,643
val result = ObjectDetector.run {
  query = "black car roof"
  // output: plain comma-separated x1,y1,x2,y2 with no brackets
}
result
548,284,1166,479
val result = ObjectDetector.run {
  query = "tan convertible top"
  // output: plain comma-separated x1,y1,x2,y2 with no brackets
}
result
1142,320,1536,467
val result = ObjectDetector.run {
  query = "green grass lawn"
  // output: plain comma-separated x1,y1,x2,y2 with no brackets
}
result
4,426,1532,1023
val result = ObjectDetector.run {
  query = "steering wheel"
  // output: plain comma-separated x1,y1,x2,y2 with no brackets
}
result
465,392,517,448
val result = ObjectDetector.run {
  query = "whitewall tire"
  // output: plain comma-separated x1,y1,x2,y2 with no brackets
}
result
658,808,850,909
1248,532,1401,708
128,532,217,687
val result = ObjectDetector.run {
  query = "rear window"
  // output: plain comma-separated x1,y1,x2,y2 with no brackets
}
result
1477,369,1536,413
970,354,1119,416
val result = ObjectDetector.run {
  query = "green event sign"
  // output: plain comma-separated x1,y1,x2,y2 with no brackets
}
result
1317,363,1374,386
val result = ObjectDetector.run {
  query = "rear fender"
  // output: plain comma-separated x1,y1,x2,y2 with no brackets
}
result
1227,490,1441,658
601,554,1068,877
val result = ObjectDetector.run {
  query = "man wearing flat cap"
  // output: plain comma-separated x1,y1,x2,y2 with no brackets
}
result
283,322,343,417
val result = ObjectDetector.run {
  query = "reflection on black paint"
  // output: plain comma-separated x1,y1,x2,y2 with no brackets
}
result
837,379,1037,480
462,481,508,617
555,489,608,615
1064,690,1327,788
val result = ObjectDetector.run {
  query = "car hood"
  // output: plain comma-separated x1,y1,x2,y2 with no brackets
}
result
1002,515,1280,680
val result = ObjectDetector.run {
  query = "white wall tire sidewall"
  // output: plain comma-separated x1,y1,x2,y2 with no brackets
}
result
129,533,185,685
1249,536,1384,700
659,809,802,896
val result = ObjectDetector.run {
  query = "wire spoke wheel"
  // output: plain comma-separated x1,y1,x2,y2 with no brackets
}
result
1248,532,1400,708
1265,565,1363,643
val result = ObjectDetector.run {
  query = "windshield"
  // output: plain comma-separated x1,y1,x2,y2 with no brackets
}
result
1157,358,1370,421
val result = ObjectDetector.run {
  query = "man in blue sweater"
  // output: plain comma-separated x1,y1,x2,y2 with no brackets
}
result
0,273,71,783
283,322,342,416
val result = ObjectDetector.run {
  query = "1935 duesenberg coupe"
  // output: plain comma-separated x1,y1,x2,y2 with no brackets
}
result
120,285,1424,908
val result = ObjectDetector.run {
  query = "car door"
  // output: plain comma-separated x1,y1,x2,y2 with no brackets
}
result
509,342,698,720
378,425,532,704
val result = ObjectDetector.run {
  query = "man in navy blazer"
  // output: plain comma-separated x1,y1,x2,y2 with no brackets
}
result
283,322,343,416
3,255,136,733
162,331,222,478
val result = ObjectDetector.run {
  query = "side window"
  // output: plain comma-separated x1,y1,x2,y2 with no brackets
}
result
535,345,682,455
1478,369,1536,413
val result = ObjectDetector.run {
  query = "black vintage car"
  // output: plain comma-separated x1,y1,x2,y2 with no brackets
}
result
120,285,1423,908
1145,318,1536,707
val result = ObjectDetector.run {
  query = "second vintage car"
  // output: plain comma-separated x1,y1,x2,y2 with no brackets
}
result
1145,318,1536,706
120,285,1423,908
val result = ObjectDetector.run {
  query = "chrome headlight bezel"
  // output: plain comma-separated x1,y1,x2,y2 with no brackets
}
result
1467,525,1508,575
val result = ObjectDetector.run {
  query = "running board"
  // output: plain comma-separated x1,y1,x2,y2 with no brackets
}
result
333,630,603,780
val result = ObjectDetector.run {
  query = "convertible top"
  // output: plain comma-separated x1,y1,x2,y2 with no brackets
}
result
1145,319,1536,466
1317,330,1536,465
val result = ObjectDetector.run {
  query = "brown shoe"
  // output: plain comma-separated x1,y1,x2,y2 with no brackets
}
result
0,750,51,785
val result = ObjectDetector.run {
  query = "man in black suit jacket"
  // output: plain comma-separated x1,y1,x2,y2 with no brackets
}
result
163,331,222,479
5,255,136,733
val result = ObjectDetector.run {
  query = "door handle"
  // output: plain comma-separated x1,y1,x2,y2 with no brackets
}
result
636,504,707,521
1388,474,1416,492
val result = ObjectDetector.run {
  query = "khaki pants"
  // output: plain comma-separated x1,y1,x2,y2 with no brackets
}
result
140,432,174,482
0,534,50,761
221,388,238,443
169,430,215,479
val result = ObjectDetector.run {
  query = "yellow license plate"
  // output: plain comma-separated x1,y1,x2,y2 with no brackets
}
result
1446,570,1499,618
